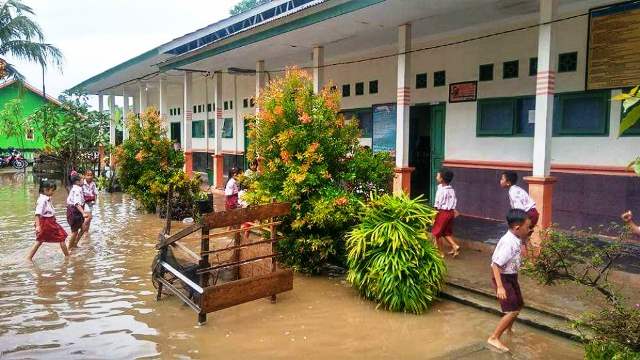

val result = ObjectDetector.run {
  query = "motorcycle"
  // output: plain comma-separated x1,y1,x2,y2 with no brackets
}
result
0,149,28,170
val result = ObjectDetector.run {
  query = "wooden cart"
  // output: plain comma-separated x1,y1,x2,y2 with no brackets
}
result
154,202,294,324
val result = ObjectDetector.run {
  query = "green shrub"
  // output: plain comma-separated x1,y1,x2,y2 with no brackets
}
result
346,193,445,314
585,340,640,360
245,69,393,273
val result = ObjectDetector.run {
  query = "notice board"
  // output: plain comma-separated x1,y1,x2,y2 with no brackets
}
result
372,104,397,156
588,1,640,89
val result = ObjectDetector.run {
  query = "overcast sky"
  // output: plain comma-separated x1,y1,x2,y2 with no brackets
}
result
8,0,240,106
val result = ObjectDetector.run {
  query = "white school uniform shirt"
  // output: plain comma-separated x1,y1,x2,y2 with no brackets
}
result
67,184,85,207
491,231,522,274
35,194,55,218
434,184,457,210
508,185,536,212
225,178,239,196
82,180,97,200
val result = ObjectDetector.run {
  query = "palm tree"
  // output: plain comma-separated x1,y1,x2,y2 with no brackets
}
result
0,0,62,80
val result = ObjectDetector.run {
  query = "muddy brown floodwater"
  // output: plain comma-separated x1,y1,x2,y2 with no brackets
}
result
0,173,583,359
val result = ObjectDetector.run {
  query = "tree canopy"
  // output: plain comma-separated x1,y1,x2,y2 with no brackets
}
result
230,0,271,16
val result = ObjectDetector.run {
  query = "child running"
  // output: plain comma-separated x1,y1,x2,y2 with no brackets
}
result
81,169,97,235
224,167,240,211
431,168,460,257
500,171,539,235
488,208,531,352
27,179,69,261
67,174,88,249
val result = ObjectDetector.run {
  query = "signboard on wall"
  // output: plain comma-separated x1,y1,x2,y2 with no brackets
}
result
449,81,477,103
372,104,397,156
587,1,640,90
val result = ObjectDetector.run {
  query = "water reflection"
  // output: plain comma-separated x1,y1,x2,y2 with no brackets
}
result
0,173,582,359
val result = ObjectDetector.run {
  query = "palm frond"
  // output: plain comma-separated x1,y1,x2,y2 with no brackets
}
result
2,59,24,80
0,39,62,67
0,14,45,42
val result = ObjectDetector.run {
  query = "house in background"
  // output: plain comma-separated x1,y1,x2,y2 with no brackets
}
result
0,79,60,160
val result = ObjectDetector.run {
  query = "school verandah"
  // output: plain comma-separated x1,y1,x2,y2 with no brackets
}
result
72,0,640,231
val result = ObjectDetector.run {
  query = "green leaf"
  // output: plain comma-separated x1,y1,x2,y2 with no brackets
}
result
619,103,640,136
623,97,640,113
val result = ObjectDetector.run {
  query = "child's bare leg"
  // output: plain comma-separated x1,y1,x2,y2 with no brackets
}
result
488,311,519,352
59,242,69,257
27,242,43,261
444,235,460,255
68,232,79,249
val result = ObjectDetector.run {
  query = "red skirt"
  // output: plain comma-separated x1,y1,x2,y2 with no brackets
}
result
225,194,239,211
526,208,539,228
36,216,68,243
432,209,455,238
66,205,84,232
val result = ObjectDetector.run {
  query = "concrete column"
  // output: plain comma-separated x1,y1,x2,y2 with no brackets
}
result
256,60,265,114
122,90,129,140
183,71,193,176
525,0,558,241
138,81,147,114
159,75,168,130
98,93,104,113
98,93,105,173
393,24,413,195
132,93,140,115
213,71,224,189
108,94,116,167
312,46,324,94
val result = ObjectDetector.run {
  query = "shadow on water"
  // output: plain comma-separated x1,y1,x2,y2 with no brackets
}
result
0,172,583,359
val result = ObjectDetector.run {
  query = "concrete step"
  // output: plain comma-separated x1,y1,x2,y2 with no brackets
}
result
442,282,581,341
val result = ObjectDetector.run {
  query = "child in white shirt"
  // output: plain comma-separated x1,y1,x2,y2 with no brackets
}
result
431,168,460,257
500,171,539,235
67,174,88,249
27,180,69,260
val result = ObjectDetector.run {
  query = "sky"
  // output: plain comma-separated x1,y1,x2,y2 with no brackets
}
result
7,0,240,107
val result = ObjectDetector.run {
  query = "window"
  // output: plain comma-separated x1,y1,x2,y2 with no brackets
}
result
330,85,337,92
355,82,364,96
177,108,181,115
369,80,378,94
554,91,609,136
199,105,203,113
192,120,205,138
342,84,350,97
250,98,255,107
207,103,212,112
477,96,535,136
170,109,174,116
26,128,34,140
207,119,216,138
503,60,519,79
193,105,197,113
229,101,233,109
243,98,249,108
434,71,446,87
558,52,578,73
342,108,373,138
529,57,538,76
224,101,229,110
222,117,233,138
416,73,427,89
479,64,494,81
192,152,209,173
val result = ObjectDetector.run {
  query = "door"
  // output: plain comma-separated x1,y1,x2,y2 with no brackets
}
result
409,105,430,198
170,122,181,146
429,103,446,203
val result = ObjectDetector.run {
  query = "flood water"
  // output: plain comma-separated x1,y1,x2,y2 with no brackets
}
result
0,172,583,359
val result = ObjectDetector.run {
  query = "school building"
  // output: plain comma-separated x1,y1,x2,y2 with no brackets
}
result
72,0,640,229
0,80,60,160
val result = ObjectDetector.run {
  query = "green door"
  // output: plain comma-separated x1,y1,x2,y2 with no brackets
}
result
429,103,446,203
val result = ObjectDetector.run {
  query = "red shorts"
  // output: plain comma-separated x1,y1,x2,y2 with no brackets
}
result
526,208,539,228
36,216,68,243
432,210,455,238
492,273,524,313
66,205,84,232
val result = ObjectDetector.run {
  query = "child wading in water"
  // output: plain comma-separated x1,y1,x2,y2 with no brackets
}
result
488,209,531,352
225,167,240,210
81,169,97,235
500,171,539,236
67,174,88,249
27,180,69,260
432,168,461,257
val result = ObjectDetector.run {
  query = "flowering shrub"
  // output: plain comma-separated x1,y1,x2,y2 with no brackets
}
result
115,107,199,214
244,69,393,273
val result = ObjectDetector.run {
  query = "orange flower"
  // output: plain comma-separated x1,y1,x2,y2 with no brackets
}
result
335,197,348,206
300,112,312,124
274,105,284,117
280,150,291,164
135,150,145,162
308,142,319,153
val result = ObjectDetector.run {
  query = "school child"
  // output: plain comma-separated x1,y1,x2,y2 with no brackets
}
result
225,167,240,211
81,169,97,234
431,168,461,257
244,160,259,180
621,210,640,237
27,179,69,261
487,209,531,353
500,171,539,233
67,174,88,249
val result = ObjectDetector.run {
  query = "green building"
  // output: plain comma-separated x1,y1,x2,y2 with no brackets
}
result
0,80,60,160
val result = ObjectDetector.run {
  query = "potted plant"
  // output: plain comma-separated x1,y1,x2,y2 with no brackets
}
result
195,191,213,214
